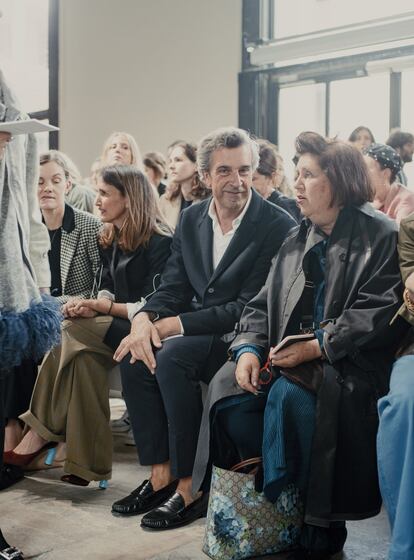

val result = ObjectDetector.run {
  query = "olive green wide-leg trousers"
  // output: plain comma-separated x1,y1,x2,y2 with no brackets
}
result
20,316,115,481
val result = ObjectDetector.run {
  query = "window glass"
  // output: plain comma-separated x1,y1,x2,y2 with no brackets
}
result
401,69,414,188
0,0,49,113
329,74,390,145
273,0,414,39
36,119,51,155
278,82,326,183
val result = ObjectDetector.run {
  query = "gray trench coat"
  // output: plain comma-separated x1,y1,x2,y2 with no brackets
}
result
193,204,404,525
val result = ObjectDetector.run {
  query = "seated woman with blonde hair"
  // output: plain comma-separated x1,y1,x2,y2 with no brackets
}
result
101,131,143,169
6,166,172,487
160,141,210,229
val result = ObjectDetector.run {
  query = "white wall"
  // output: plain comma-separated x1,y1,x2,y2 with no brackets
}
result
59,0,242,175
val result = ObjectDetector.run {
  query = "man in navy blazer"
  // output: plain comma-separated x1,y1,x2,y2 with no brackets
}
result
112,127,295,530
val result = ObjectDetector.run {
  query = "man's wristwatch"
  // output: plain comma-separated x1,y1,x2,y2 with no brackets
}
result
146,311,160,323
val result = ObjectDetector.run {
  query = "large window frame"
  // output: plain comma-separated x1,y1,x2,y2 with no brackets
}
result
25,0,59,149
15,0,59,149
240,0,414,145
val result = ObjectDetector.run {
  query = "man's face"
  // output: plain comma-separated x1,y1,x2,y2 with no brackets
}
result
400,142,414,163
204,145,252,215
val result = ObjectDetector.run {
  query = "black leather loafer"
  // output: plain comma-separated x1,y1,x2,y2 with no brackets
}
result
140,492,208,531
0,545,24,560
111,479,178,516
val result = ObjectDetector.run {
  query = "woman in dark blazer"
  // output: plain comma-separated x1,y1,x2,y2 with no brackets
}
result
3,150,101,456
6,166,172,486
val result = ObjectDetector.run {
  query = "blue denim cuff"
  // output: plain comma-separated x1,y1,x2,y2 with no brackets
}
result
233,344,265,365
314,328,324,350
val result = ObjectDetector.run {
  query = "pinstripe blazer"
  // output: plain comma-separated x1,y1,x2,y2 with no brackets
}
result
53,204,102,303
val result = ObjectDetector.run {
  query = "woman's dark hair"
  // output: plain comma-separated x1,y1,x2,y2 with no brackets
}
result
167,141,210,201
386,130,414,150
256,139,277,177
143,151,167,181
98,165,171,252
348,126,375,144
364,143,402,184
295,131,374,207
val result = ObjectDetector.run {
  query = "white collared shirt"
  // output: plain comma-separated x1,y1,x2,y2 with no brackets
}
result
208,189,252,269
177,189,252,335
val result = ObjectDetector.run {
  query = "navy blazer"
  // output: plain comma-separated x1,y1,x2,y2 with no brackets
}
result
98,232,172,349
142,189,295,337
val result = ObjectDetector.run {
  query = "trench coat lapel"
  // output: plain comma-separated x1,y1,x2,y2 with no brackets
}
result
281,210,355,335
276,222,326,340
324,208,355,318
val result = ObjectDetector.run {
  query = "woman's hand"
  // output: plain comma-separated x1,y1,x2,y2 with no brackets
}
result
269,339,322,368
72,298,112,315
62,298,111,318
113,312,162,372
235,353,261,394
62,298,82,318
70,306,98,318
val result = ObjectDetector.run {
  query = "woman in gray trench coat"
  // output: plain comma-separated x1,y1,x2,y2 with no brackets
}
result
0,69,61,560
193,132,404,560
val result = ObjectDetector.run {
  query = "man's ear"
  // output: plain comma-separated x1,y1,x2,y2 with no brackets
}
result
203,172,212,189
383,167,392,183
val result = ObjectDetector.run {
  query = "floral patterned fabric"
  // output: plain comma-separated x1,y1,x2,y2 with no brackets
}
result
203,464,303,560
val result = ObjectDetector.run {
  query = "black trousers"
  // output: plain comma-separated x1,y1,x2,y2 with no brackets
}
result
120,334,228,479
3,359,37,420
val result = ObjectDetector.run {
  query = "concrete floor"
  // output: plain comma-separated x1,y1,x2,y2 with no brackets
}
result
0,400,391,560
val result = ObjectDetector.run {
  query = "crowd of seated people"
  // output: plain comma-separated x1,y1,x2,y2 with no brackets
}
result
2,122,414,560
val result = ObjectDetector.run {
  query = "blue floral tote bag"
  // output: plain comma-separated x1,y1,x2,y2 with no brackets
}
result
202,458,303,560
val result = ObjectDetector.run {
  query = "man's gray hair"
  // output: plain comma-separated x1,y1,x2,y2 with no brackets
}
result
197,127,260,176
